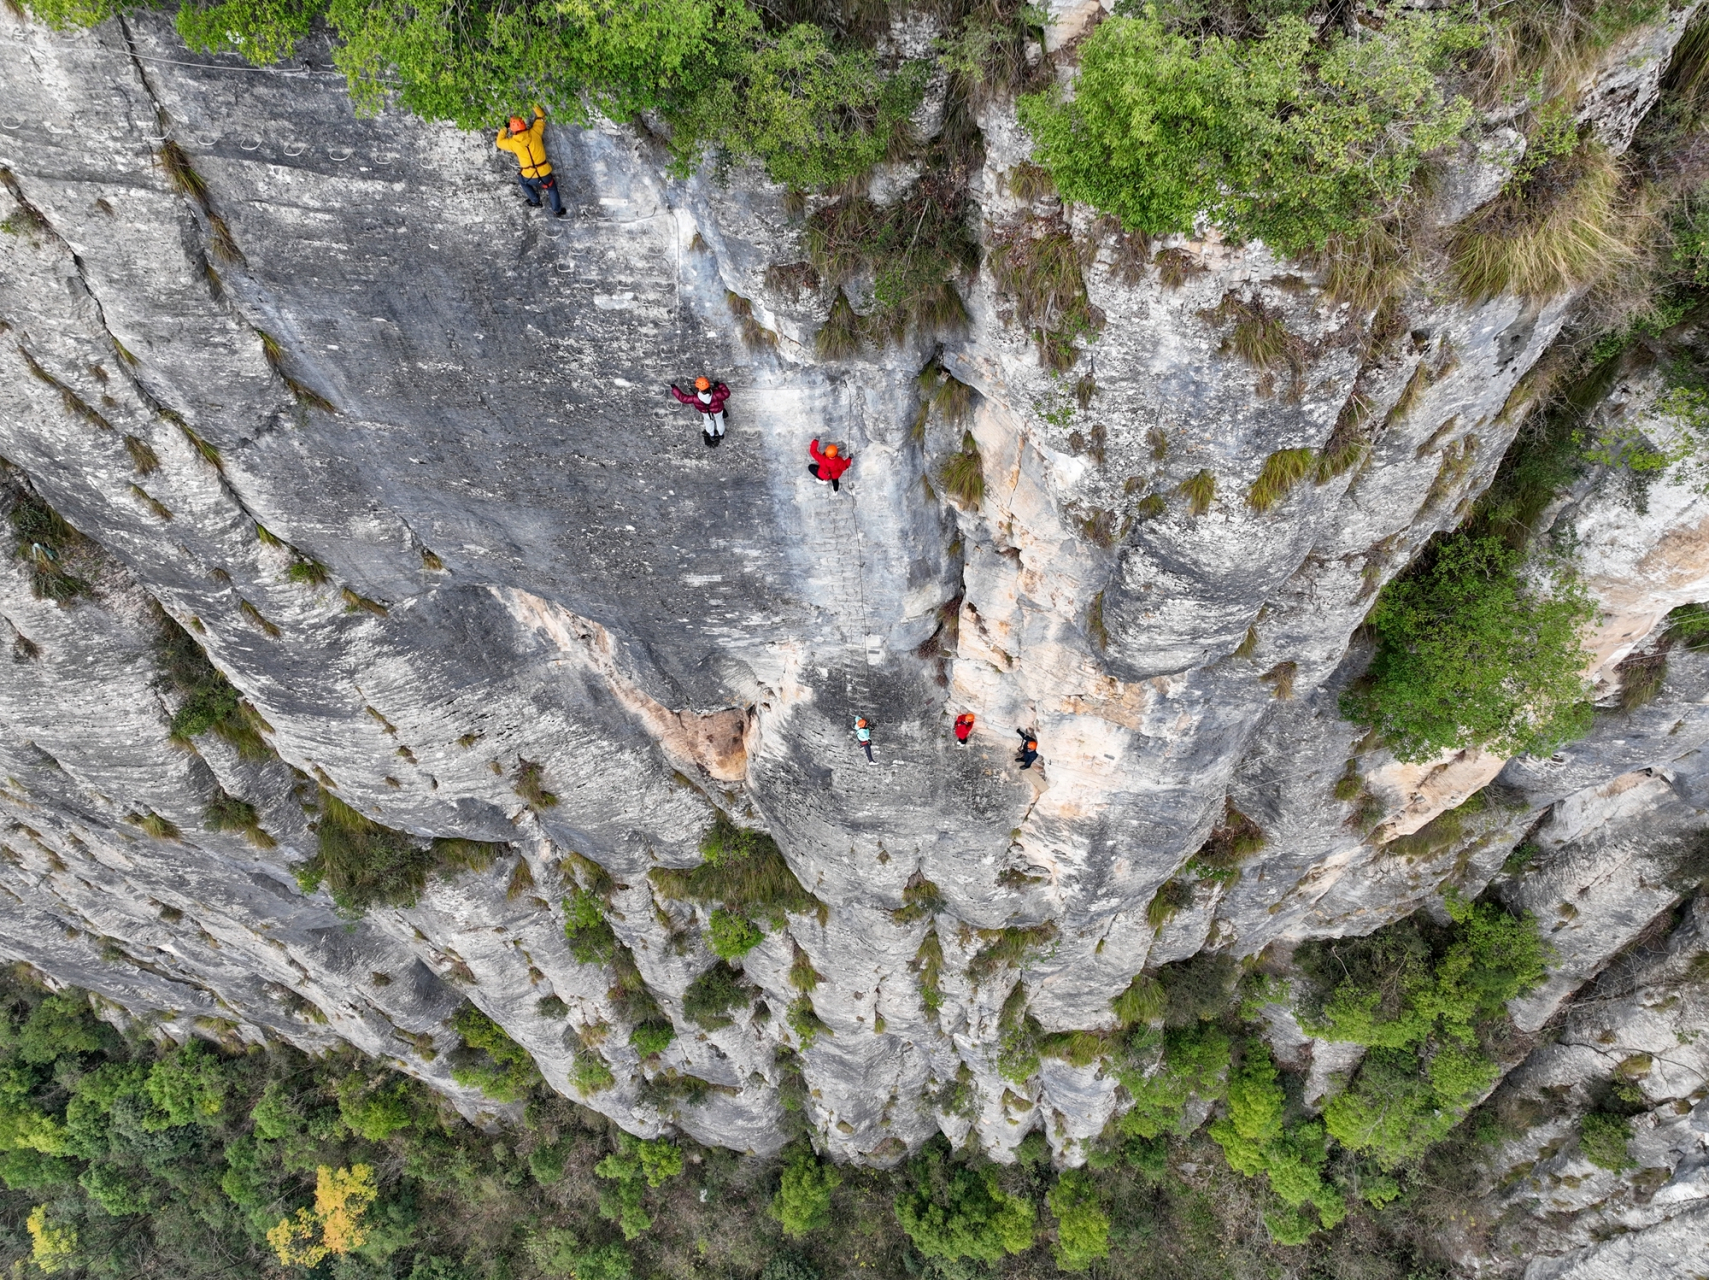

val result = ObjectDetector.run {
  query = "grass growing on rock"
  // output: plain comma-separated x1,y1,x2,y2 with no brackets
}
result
650,813,825,928
152,606,274,761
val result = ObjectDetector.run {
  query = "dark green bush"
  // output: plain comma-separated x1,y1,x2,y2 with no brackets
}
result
152,607,273,760
449,1005,542,1103
295,788,437,913
683,961,750,1030
7,487,93,604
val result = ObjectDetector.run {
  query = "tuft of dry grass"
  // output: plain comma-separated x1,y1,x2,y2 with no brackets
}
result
1449,143,1644,303
123,435,159,474
939,432,985,508
127,810,181,840
726,291,777,350
1004,160,1056,201
513,758,558,810
128,484,172,521
815,290,863,359
341,587,388,616
1146,878,1193,930
1259,660,1297,700
1154,246,1206,290
238,600,280,637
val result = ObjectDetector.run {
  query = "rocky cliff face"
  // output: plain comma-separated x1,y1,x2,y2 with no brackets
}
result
3,6,1709,1273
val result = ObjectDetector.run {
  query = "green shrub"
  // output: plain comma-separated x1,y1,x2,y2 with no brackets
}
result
1116,1023,1229,1140
572,1053,616,1096
1302,896,1547,1168
449,1006,541,1103
770,1144,841,1239
683,962,749,1030
564,887,618,964
8,487,93,605
144,1040,226,1128
1580,1111,1636,1171
152,608,272,759
707,909,763,960
1343,535,1595,762
629,1020,675,1057
1019,10,1482,256
526,1228,633,1280
595,1134,684,1239
1046,1169,1110,1270
295,788,437,914
893,1143,1036,1262
176,0,326,63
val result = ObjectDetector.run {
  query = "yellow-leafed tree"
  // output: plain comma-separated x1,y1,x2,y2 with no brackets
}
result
268,1163,378,1266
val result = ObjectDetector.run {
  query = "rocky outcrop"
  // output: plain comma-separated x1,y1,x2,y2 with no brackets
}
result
2,7,1709,1272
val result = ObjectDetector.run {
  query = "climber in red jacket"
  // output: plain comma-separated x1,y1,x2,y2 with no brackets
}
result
809,439,850,492
671,377,730,447
954,713,975,744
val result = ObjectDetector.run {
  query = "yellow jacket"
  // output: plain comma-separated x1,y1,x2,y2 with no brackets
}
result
496,106,551,179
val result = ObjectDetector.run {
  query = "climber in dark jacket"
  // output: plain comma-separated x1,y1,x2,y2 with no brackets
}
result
809,439,850,491
496,106,565,217
671,377,731,447
1015,729,1039,770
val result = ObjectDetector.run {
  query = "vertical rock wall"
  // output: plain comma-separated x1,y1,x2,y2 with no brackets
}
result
0,12,1706,1267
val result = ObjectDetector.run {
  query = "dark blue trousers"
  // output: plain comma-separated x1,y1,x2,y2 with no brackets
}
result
517,174,564,215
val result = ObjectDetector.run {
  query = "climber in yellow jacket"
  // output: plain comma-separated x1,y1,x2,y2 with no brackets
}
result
496,106,565,217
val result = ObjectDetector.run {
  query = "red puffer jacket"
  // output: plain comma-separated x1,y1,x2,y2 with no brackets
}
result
810,439,850,480
672,383,730,414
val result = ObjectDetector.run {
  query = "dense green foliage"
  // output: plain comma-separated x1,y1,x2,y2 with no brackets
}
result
7,485,93,605
1343,536,1596,762
25,0,922,190
1019,7,1482,255
892,1144,1035,1262
1298,896,1549,1169
1043,1168,1109,1270
770,1144,840,1239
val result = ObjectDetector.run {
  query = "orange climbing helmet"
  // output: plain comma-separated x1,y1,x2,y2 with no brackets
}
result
508,116,527,133
695,376,711,391
824,443,839,458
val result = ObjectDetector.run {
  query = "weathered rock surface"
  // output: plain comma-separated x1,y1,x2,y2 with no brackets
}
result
1,8,1709,1272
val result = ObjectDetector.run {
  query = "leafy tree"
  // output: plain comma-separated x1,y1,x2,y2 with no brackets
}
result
1019,9,1482,255
595,1135,684,1239
144,1039,227,1128
1343,535,1595,763
1046,1168,1110,1270
1207,1045,1345,1242
1307,896,1548,1169
337,1073,414,1141
770,1144,841,1239
267,1163,379,1265
893,1143,1035,1262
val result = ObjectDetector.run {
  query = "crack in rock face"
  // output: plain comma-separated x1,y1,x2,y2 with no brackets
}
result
2,7,1709,1272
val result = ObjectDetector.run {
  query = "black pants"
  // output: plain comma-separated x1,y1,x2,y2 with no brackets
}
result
809,463,840,492
861,740,873,761
517,174,564,215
